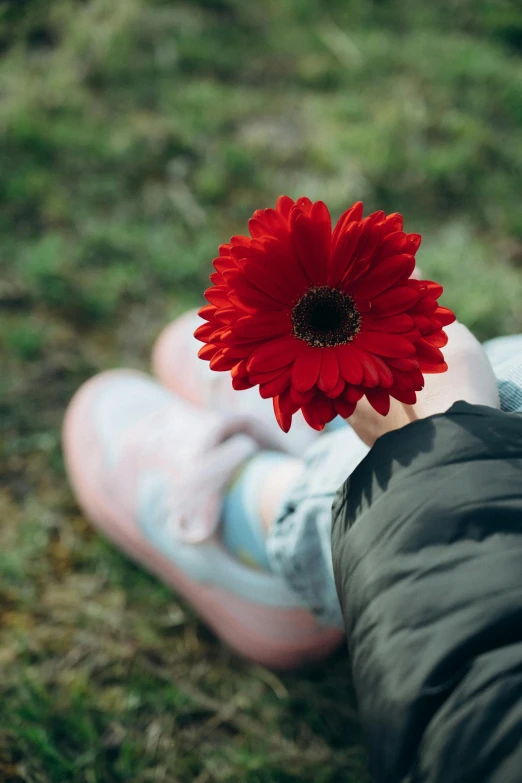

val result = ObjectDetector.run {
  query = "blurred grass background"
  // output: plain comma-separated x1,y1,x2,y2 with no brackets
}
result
1,0,522,780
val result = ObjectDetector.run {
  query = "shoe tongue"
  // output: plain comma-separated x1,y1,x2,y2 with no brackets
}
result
169,432,258,543
122,403,282,544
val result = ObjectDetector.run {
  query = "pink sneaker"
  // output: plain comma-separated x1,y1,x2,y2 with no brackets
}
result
151,309,319,456
63,370,343,669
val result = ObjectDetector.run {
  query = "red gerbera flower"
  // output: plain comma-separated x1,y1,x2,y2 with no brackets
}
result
196,196,456,432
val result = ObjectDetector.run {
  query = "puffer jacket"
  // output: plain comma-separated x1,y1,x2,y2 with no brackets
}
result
332,402,522,783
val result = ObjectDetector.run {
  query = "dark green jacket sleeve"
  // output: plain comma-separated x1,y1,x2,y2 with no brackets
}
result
331,402,522,783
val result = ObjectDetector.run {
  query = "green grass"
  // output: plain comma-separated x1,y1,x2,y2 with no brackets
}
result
1,0,522,780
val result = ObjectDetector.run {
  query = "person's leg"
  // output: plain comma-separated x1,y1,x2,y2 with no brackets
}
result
220,424,371,627
63,369,343,669
221,452,303,570
484,334,522,413
258,458,305,534
483,334,522,368
266,427,370,627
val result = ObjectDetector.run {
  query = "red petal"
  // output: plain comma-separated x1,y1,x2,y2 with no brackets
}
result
419,360,448,374
229,312,290,341
419,281,443,298
381,212,403,235
248,370,285,386
387,357,420,371
230,244,250,262
318,347,339,392
247,336,303,373
315,393,336,425
351,254,415,300
416,338,444,364
249,237,310,298
371,355,394,388
328,220,361,287
214,307,239,324
334,397,356,419
331,201,364,247
390,387,417,405
397,328,422,343
291,209,330,285
198,343,218,361
273,393,293,432
198,304,218,322
291,349,322,393
301,402,325,431
302,393,335,430
406,233,422,252
236,241,303,305
194,322,217,342
232,376,253,391
209,351,236,371
347,346,384,388
296,196,313,215
232,377,251,390
231,360,251,389
413,315,436,334
276,195,295,220
325,376,345,399
290,386,315,406
230,235,251,247
209,271,226,287
340,214,385,286
410,297,439,316
248,208,288,240
434,306,456,326
373,231,418,264
356,331,415,358
424,330,449,348
311,200,332,245
213,256,236,273
345,385,364,402
231,360,248,378
365,389,390,416
221,267,242,286
228,284,283,313
363,314,415,333
392,367,423,391
239,261,294,305
221,343,252,359
259,367,292,398
222,336,265,352
210,326,228,342
336,344,364,385
204,287,230,307
359,352,380,387
369,286,420,317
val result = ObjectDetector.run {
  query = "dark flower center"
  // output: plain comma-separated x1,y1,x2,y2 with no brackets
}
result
292,286,362,348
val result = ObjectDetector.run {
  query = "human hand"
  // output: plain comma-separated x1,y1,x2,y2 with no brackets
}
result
347,322,500,448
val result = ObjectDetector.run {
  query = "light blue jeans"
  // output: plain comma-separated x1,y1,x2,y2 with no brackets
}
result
266,335,522,627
